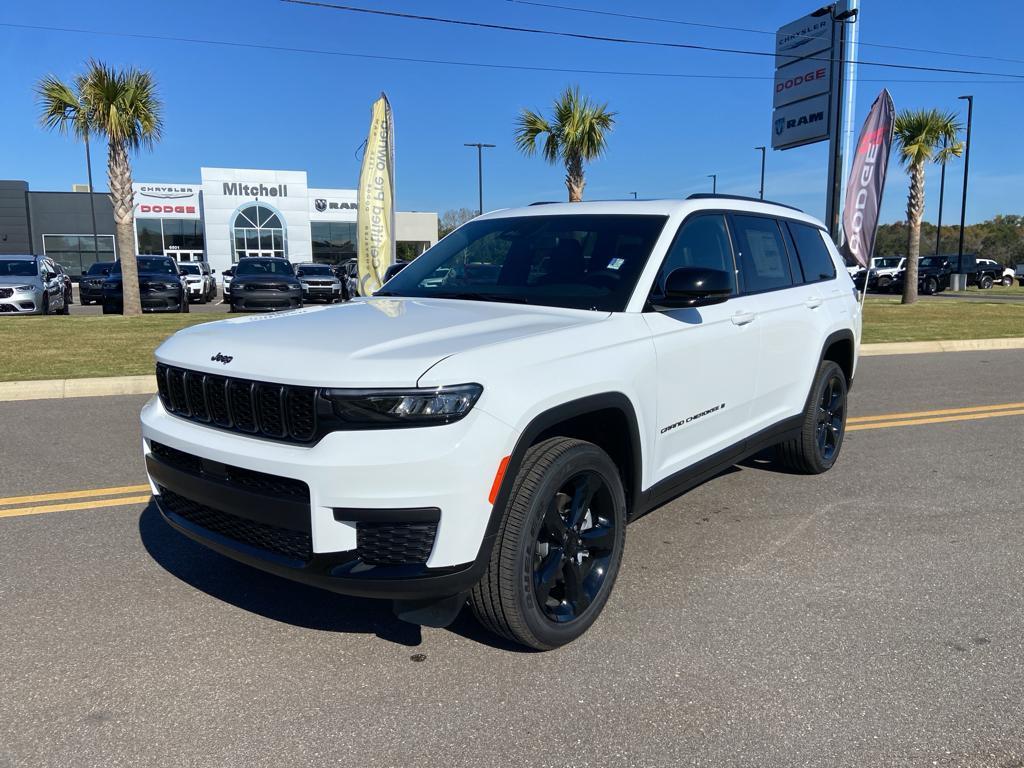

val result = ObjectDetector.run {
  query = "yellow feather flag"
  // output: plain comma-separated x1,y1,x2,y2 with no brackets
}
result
357,93,395,296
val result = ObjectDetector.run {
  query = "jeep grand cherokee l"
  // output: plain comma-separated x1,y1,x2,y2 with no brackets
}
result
142,196,861,650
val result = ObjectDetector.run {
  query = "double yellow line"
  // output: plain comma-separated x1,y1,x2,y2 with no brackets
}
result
847,401,1024,432
0,401,1021,521
0,484,151,519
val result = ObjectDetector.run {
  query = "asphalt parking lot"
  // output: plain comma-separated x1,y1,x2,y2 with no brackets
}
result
2,350,1023,767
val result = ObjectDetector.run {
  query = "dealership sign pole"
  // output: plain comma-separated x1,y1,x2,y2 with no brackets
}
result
772,2,859,242
357,93,396,297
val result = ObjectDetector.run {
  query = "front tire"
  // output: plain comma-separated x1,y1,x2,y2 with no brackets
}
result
777,360,848,474
469,437,627,650
1002,275,1014,287
979,275,994,289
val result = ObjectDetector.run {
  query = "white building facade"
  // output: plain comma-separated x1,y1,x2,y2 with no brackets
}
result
132,167,437,275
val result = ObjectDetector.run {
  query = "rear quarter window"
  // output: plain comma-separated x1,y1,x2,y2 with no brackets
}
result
787,222,837,283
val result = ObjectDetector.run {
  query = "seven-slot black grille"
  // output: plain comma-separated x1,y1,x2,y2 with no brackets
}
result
158,485,313,562
356,521,438,566
156,363,317,443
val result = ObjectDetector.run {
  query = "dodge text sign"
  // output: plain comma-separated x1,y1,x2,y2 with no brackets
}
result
771,93,830,150
773,58,831,109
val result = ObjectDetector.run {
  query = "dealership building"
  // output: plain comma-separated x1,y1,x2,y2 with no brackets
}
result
0,167,438,277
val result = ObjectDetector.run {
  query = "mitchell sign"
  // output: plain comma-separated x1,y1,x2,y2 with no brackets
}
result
222,182,289,198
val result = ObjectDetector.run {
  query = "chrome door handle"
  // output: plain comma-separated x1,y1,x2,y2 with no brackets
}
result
805,296,823,309
731,311,756,326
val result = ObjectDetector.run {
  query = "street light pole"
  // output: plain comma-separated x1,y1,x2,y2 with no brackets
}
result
708,174,717,194
464,142,496,216
956,95,973,262
935,134,947,255
754,146,766,200
83,126,100,266
629,191,638,200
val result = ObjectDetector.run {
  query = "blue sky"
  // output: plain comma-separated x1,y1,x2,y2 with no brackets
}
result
1,0,1021,224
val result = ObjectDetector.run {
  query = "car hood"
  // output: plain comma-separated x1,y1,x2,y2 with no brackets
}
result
232,274,298,283
156,297,609,387
0,275,39,286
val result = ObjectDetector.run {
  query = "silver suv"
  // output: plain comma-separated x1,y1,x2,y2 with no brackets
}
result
0,254,69,315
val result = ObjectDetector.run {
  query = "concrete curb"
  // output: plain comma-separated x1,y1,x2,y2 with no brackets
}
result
858,337,1024,357
1,337,1022,402
0,375,156,402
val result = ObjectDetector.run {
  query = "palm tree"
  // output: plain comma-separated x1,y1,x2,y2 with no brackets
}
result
514,86,616,202
893,109,961,304
37,60,163,315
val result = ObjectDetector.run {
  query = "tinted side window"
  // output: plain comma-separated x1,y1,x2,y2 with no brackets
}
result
655,214,736,295
731,215,793,293
788,222,836,283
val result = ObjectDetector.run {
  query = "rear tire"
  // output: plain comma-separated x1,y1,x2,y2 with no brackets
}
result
777,360,848,475
979,275,994,290
469,437,627,650
923,276,938,295
102,300,117,315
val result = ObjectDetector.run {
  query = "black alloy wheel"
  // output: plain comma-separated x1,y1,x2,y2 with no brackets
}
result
777,360,848,474
816,373,846,463
470,437,627,650
533,471,618,623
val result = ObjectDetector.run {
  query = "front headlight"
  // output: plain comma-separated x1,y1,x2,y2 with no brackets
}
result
322,384,483,427
14,285,36,292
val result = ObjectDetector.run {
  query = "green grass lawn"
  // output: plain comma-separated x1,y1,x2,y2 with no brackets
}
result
862,296,1024,343
0,315,216,382
1,298,1023,381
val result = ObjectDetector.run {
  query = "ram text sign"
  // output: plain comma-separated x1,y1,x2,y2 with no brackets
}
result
771,93,830,150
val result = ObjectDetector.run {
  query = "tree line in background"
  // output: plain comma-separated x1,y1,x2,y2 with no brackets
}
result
875,215,1024,267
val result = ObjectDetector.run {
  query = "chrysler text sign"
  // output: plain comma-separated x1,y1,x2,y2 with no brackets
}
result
774,12,832,67
773,58,831,109
771,93,830,150
132,183,201,219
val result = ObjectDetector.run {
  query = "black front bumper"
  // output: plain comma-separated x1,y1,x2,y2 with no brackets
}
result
231,291,302,311
146,451,484,601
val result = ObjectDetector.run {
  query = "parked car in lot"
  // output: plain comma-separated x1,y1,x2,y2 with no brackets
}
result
853,255,904,293
178,262,217,304
78,261,115,305
974,258,1015,288
382,261,409,283
891,255,953,295
52,263,74,306
0,254,69,315
228,257,303,312
102,255,189,314
295,262,346,302
143,195,860,650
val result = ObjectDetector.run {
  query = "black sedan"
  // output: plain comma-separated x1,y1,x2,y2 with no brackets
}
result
101,256,189,314
229,257,303,312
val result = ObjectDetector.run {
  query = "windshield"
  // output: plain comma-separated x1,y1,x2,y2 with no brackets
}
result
179,264,201,275
111,257,178,275
86,262,113,275
379,214,668,311
0,260,37,277
236,259,295,276
298,265,334,276
874,258,901,269
920,257,946,268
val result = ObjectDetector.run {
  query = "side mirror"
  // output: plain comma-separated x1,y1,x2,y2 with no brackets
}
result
211,269,216,274
102,268,110,275
654,267,733,309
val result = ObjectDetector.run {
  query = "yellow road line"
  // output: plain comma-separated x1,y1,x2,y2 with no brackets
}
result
0,494,152,519
0,484,150,508
848,408,1024,432
848,401,1024,425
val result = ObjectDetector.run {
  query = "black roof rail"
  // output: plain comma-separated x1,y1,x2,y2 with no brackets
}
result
687,193,803,212
529,201,561,206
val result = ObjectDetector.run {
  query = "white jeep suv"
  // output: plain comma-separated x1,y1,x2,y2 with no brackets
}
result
141,196,861,649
